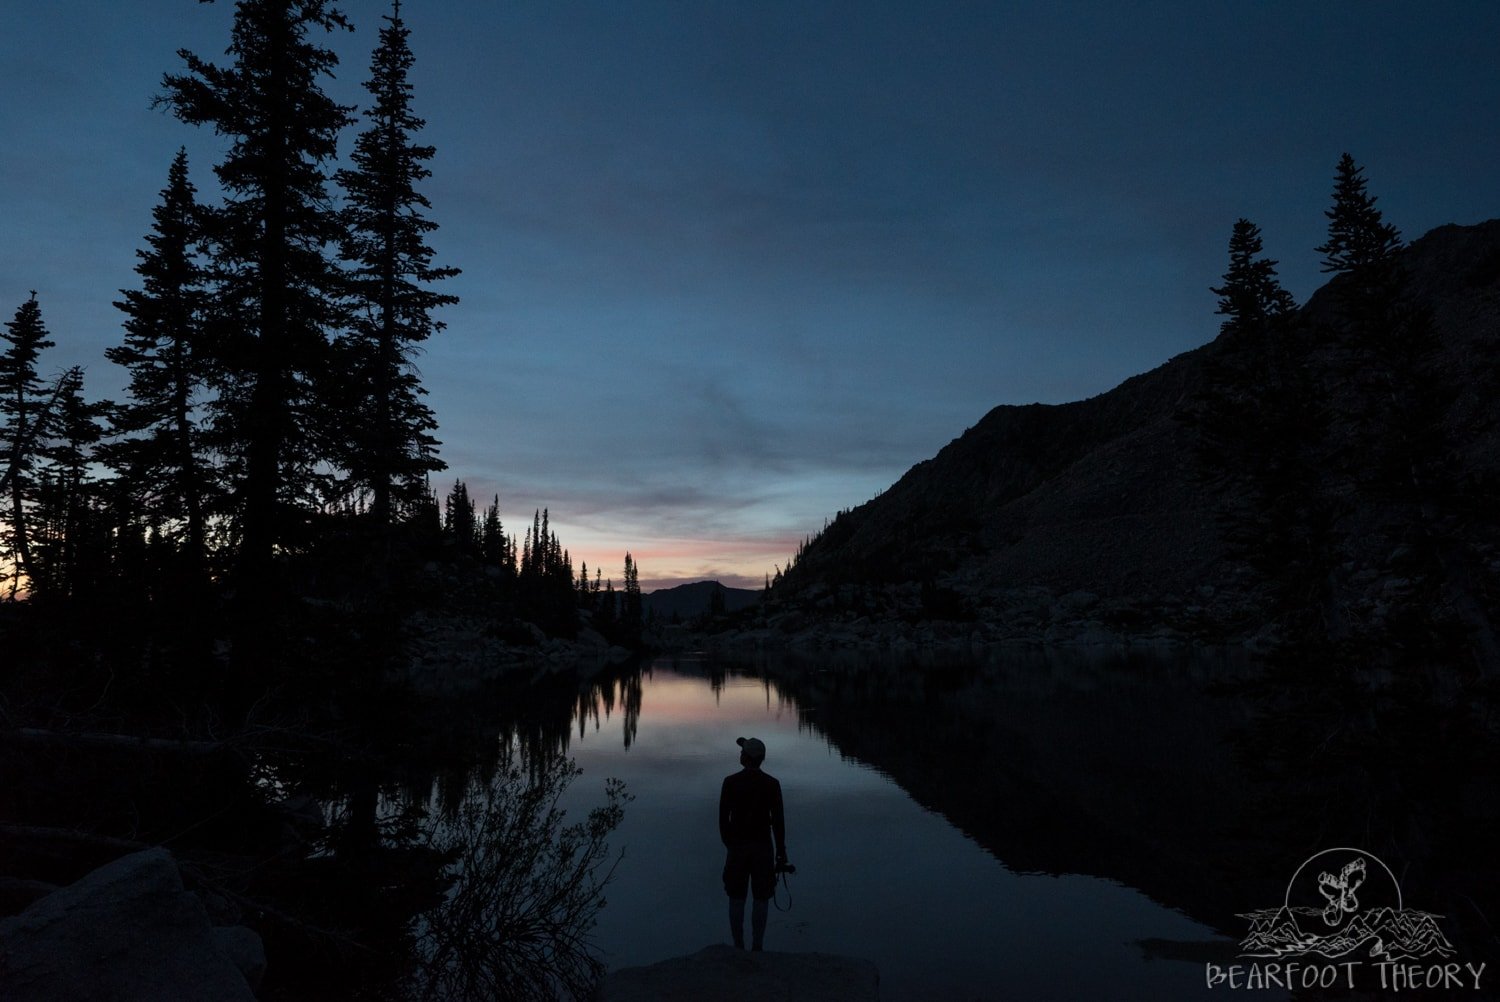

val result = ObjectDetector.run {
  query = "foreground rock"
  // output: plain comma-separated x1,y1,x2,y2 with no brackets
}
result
597,944,880,1001
0,848,262,1001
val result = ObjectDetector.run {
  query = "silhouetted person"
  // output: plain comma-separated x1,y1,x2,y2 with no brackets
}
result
719,735,788,951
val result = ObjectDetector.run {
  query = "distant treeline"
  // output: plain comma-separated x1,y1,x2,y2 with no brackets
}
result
435,480,644,640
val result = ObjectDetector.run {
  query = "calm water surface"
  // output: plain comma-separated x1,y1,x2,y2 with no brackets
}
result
554,655,1250,1001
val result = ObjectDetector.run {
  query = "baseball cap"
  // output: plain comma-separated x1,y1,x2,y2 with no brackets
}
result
736,736,766,761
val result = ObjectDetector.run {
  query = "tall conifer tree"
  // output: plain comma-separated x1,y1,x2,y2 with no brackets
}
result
1187,221,1340,637
105,148,215,575
1211,218,1295,338
622,552,642,633
160,0,355,590
443,478,476,552
1315,154,1431,486
31,370,106,600
1,294,58,594
335,0,456,526
1315,155,1497,669
1316,153,1403,293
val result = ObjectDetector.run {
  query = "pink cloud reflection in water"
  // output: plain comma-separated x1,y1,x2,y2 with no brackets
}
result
555,661,1235,1001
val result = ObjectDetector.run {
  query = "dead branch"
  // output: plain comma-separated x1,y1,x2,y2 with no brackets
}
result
0,727,232,755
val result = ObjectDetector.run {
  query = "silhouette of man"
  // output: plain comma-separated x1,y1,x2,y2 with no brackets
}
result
719,735,788,951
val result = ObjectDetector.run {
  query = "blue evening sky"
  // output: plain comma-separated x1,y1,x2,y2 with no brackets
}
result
2,2,1497,588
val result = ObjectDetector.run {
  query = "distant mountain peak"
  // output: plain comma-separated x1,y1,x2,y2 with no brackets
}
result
642,580,760,620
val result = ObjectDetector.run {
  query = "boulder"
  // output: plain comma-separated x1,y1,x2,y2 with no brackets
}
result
212,925,268,990
596,944,879,1001
0,848,259,1001
577,627,609,649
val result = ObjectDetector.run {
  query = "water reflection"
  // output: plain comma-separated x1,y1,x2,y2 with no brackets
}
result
334,647,1496,1000
554,650,1496,999
575,669,642,750
553,653,1244,1000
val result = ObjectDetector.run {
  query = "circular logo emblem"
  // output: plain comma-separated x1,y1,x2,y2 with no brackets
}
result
1283,847,1402,930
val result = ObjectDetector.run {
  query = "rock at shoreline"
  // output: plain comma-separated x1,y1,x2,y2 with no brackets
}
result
596,944,880,1001
0,848,260,1002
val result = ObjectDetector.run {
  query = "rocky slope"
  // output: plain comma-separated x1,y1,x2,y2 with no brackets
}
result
774,219,1500,643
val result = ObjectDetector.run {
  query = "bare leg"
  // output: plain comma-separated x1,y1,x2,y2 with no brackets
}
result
751,898,768,951
728,897,746,948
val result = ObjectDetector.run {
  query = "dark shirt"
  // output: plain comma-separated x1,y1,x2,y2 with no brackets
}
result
719,767,786,858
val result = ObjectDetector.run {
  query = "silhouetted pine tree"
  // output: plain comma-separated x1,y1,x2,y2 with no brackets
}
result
576,561,592,609
1194,219,1302,494
411,481,443,546
595,578,617,633
443,479,477,553
1316,154,1403,299
159,0,355,593
1211,219,1296,336
1,294,58,596
30,370,108,601
334,0,456,525
557,543,574,600
1316,155,1497,670
479,495,506,567
621,553,642,635
502,506,580,632
1186,220,1338,637
1314,153,1442,494
538,509,551,575
104,149,216,579
540,518,575,619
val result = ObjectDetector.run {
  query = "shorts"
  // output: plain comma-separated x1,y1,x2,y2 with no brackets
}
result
722,843,775,901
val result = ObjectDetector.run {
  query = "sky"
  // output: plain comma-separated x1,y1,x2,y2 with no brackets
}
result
2,2,1498,590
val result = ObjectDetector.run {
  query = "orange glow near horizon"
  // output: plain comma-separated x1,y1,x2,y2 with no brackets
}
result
0,553,25,601
435,477,821,595
564,533,804,593
0,536,790,598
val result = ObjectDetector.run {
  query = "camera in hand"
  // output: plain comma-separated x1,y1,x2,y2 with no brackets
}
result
775,860,796,875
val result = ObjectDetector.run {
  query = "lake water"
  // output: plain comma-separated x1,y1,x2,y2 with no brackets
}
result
552,652,1263,1000
386,645,1495,1000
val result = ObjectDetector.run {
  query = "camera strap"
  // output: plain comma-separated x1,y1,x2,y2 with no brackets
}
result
773,868,793,912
